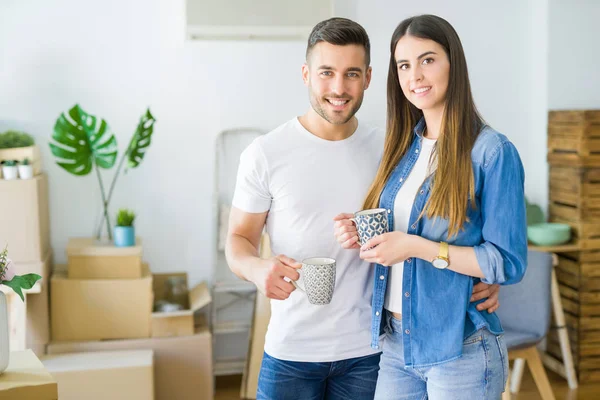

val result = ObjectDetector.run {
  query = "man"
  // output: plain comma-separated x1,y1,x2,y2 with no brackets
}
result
226,17,499,400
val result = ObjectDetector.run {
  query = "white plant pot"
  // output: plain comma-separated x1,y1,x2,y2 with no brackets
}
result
0,291,9,374
17,164,33,179
1,166,18,180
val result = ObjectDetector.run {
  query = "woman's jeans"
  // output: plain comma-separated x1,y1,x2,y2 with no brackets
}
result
374,311,509,400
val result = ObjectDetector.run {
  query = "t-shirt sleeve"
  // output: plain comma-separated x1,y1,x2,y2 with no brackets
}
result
231,140,272,213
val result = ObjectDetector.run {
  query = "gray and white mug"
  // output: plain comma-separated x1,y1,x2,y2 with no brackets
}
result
351,208,390,246
292,257,336,305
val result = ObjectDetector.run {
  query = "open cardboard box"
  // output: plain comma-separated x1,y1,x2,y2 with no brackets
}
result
151,272,211,338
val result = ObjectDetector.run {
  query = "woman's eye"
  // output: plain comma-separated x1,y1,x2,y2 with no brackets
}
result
423,58,434,65
399,64,409,71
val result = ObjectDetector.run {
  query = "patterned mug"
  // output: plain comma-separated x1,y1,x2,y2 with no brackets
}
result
292,257,336,305
352,208,390,246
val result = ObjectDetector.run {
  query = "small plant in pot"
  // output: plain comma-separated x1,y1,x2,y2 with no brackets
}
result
114,209,136,247
17,158,33,179
1,160,18,180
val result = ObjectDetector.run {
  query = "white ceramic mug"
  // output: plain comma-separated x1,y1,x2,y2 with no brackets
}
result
292,257,336,305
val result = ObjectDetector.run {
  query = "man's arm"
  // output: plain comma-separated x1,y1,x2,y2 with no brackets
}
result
225,206,300,300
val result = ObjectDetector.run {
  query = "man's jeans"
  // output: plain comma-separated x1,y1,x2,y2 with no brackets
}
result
374,312,509,400
257,351,381,400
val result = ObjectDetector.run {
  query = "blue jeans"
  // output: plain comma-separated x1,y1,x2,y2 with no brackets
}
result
375,312,508,400
257,351,381,400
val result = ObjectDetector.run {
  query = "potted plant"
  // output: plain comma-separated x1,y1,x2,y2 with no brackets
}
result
114,208,136,247
17,158,33,179
0,131,39,175
49,105,156,241
0,245,42,374
1,160,18,180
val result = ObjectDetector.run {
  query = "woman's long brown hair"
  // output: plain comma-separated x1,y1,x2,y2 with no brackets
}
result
363,15,484,238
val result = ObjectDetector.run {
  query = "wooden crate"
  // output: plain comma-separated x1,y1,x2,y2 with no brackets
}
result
549,165,600,225
547,110,600,167
550,252,600,382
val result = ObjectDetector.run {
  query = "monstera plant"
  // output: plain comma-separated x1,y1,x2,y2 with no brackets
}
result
49,104,156,240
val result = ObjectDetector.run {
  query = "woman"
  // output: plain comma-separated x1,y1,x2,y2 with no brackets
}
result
334,14,527,399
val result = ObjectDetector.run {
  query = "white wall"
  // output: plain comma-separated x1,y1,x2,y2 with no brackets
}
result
342,0,549,208
0,0,580,284
0,0,308,285
548,0,600,109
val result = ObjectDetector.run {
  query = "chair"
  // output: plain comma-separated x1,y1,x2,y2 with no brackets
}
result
496,250,556,400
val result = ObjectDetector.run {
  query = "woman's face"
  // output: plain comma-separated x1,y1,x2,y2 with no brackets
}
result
394,35,450,114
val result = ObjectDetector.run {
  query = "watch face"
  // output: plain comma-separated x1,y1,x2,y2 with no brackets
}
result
433,258,448,269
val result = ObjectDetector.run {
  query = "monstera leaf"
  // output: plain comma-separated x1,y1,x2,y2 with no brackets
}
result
49,104,118,175
127,108,156,169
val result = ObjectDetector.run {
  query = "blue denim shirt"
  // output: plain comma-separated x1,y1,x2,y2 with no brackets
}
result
370,119,527,367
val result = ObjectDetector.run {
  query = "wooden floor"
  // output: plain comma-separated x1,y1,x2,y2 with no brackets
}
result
215,368,600,399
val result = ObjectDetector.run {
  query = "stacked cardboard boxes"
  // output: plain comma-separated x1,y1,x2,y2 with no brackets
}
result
545,110,600,383
51,238,152,341
49,237,214,399
0,172,52,356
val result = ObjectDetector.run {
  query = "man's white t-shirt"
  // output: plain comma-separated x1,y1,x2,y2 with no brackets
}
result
232,117,384,362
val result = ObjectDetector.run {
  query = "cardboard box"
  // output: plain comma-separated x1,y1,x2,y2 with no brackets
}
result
0,349,58,400
66,237,143,279
5,250,52,356
50,264,153,341
0,173,50,262
47,326,213,400
151,272,211,338
41,350,154,400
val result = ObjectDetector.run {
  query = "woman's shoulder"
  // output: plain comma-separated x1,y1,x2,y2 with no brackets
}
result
471,125,519,169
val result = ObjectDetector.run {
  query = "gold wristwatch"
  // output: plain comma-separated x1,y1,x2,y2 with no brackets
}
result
432,241,450,269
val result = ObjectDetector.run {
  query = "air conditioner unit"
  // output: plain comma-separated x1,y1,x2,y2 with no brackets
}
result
185,0,335,41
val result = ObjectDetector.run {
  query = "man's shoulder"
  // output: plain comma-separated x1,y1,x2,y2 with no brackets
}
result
254,118,300,150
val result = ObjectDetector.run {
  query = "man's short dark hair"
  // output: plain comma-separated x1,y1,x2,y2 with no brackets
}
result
306,18,371,66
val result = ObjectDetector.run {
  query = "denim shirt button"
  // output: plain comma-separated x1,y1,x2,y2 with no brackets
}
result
407,258,412,263
376,311,380,316
405,329,410,334
399,178,404,182
379,275,385,280
411,224,416,230
387,209,391,213
405,292,410,297
419,190,424,195
415,149,419,153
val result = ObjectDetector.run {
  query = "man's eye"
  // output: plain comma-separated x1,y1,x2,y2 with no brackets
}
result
321,71,332,76
347,73,359,78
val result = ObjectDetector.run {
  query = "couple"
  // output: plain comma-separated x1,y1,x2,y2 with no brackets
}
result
226,15,527,400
